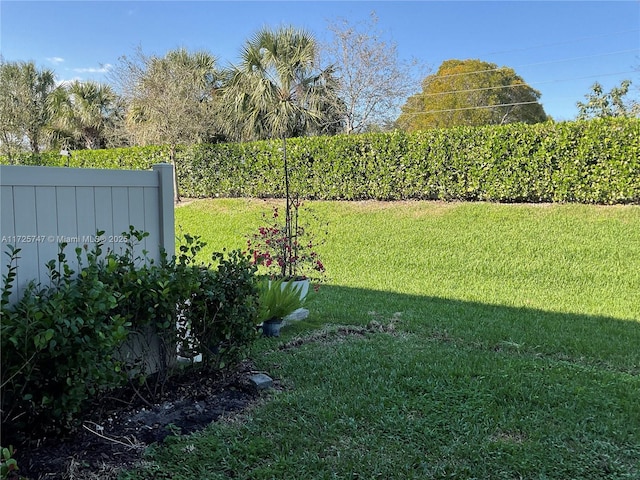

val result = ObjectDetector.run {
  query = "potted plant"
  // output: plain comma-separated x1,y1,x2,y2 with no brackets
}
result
226,25,334,286
247,199,326,300
257,278,306,337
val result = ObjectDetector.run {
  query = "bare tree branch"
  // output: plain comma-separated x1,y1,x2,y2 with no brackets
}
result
320,12,427,133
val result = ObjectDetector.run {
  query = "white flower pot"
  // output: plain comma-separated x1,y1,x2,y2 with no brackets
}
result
283,278,310,300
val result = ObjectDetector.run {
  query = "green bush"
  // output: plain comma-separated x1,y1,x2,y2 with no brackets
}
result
93,228,185,388
0,445,22,480
175,119,636,204
0,242,129,435
0,230,260,437
177,243,259,370
0,145,169,169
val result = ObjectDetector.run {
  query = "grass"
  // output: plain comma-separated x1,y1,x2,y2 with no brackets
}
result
124,199,640,479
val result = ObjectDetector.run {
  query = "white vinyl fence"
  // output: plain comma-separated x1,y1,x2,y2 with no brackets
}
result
0,163,175,303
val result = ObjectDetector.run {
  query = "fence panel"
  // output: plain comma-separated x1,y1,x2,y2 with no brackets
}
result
0,163,175,303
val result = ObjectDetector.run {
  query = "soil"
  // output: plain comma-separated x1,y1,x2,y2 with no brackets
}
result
7,360,269,480
8,322,396,480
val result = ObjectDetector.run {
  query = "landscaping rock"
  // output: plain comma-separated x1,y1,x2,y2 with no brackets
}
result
249,373,274,390
284,307,309,323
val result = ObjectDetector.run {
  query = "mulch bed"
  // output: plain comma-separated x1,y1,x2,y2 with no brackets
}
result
6,361,266,480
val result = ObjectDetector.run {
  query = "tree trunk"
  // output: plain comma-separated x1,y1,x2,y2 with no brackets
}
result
29,132,40,154
170,145,181,203
500,106,515,125
283,136,292,278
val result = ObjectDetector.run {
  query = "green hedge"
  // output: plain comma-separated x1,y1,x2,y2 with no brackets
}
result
174,118,640,204
3,118,639,204
3,145,170,169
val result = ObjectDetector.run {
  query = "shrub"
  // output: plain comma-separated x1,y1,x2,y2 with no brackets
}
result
177,244,259,371
177,119,639,204
0,145,168,169
95,227,182,386
0,230,261,437
0,445,22,480
247,201,326,282
3,118,637,204
0,242,129,435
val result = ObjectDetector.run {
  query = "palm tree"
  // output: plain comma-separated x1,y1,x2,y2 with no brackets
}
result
49,80,119,150
222,26,338,277
0,60,57,157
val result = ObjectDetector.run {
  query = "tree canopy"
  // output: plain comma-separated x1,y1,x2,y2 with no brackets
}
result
322,12,422,134
221,26,339,142
109,47,223,200
0,60,57,159
396,59,548,130
112,47,222,148
576,80,639,120
49,80,121,150
1,60,123,159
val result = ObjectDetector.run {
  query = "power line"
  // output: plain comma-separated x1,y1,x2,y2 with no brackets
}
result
400,101,541,116
419,69,639,99
482,28,640,57
401,70,640,116
528,69,639,87
425,48,640,81
515,48,639,72
396,28,639,119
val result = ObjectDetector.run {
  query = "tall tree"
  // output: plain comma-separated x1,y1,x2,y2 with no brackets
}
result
221,27,339,142
222,26,338,277
396,59,548,130
0,60,26,162
321,12,423,134
111,47,221,200
0,59,57,159
576,80,639,119
49,80,120,150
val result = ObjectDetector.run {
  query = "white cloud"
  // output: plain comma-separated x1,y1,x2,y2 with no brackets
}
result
72,63,113,74
56,77,82,87
47,57,65,64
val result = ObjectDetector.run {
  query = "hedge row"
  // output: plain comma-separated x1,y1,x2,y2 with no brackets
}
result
4,118,639,204
4,145,170,169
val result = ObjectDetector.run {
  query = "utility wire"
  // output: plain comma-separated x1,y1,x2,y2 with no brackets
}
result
383,29,640,121
401,101,542,116
482,28,640,57
404,48,639,107
425,48,640,81
403,29,640,117
400,69,639,116
419,69,639,99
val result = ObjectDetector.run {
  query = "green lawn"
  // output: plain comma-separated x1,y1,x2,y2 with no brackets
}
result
124,199,640,479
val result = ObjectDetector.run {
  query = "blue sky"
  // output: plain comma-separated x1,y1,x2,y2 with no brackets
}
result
1,1,638,121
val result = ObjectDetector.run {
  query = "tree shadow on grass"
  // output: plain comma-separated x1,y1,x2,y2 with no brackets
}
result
292,285,640,374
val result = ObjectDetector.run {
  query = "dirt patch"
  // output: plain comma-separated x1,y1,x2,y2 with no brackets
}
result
174,197,200,207
278,314,403,351
8,361,268,480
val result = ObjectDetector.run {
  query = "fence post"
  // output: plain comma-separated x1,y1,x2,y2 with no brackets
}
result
153,163,175,257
